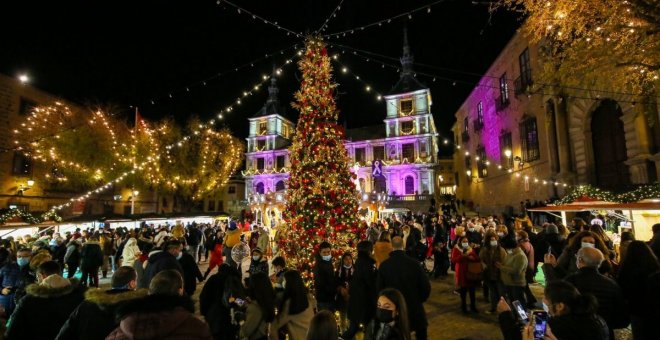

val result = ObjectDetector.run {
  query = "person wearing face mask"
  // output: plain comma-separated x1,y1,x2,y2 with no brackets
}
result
335,252,354,333
143,240,184,286
314,242,338,312
247,248,269,277
466,223,483,251
6,261,85,340
497,280,609,340
451,236,481,313
479,233,507,314
344,241,377,340
56,266,148,340
178,242,205,296
542,231,612,281
364,288,412,340
0,248,32,316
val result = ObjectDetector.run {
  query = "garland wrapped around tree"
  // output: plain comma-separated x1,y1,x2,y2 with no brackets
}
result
280,36,360,284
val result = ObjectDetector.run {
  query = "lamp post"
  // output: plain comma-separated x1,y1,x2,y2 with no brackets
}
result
131,190,139,215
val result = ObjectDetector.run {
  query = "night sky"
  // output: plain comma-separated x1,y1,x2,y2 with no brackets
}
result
1,0,519,155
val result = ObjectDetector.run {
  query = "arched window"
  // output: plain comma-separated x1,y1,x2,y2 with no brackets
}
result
404,176,415,195
275,180,286,192
255,182,265,194
358,178,366,192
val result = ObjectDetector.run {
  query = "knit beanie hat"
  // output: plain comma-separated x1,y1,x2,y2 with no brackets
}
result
546,224,559,234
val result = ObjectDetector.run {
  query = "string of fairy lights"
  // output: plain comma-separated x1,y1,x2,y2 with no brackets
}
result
11,0,659,222
326,52,575,192
38,51,300,216
328,43,658,104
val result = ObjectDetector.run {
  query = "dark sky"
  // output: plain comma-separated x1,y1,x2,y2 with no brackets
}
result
1,0,519,152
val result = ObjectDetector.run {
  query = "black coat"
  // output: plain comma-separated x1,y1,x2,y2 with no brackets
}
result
179,252,204,296
5,278,85,340
377,250,431,331
347,254,377,325
565,267,629,330
144,250,184,285
364,320,405,340
313,256,337,305
499,310,609,340
55,288,148,340
80,242,103,270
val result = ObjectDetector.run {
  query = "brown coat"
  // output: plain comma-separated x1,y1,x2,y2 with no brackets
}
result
107,294,211,340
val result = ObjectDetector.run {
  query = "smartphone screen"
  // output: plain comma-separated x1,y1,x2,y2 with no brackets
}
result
234,298,246,306
533,311,548,340
512,300,528,324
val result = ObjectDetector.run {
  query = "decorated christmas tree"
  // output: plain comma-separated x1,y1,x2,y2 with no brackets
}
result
281,36,360,283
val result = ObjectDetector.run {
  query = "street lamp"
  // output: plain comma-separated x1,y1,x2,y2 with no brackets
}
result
17,179,34,195
131,190,139,215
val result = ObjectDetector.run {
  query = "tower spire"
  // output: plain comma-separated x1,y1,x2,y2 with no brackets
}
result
267,64,279,104
400,24,414,77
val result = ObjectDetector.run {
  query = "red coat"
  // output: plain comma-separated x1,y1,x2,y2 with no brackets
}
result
451,247,480,288
209,243,223,268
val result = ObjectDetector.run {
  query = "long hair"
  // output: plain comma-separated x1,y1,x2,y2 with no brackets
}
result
379,288,412,340
305,310,338,340
544,280,598,315
281,270,309,315
617,241,660,289
247,272,275,322
566,231,609,255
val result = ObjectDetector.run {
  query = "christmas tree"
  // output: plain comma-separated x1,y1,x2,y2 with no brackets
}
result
281,36,360,283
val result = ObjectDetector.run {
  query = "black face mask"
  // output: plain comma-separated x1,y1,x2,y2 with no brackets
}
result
376,307,395,323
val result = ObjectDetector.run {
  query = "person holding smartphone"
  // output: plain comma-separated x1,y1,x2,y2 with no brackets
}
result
497,280,609,340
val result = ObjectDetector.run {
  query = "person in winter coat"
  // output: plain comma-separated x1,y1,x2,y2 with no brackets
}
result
5,261,85,340
121,238,141,268
247,247,269,278
617,240,660,340
314,241,338,312
179,249,204,296
335,252,354,333
257,227,270,256
516,231,537,307
497,238,527,305
377,236,431,340
239,272,275,340
344,241,377,340
498,280,609,340
199,264,245,340
55,266,148,340
451,236,480,314
565,247,629,340
374,232,393,268
543,231,612,280
64,240,81,278
271,270,316,340
364,288,412,340
143,240,184,285
80,237,103,287
204,231,224,279
479,233,507,313
107,269,212,340
99,233,114,279
0,248,31,316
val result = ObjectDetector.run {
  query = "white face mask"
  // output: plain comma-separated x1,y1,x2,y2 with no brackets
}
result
461,243,469,249
468,228,475,232
506,249,513,254
581,242,595,249
490,241,498,247
497,232,505,237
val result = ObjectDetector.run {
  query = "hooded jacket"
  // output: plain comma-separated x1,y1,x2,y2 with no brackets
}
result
107,294,212,340
80,241,103,270
144,250,183,285
121,238,141,268
56,288,148,340
5,275,85,340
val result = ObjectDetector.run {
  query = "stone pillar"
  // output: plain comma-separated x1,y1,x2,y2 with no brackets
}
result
554,97,573,181
623,109,652,184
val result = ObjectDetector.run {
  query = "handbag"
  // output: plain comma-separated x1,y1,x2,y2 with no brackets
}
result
466,261,483,282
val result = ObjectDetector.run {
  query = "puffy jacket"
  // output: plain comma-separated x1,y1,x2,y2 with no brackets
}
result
499,248,527,287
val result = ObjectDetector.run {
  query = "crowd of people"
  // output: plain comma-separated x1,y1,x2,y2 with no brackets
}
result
0,209,657,339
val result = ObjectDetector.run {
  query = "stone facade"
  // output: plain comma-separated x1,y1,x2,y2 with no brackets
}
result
453,31,660,215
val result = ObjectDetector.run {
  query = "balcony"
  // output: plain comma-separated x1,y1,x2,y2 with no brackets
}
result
495,95,510,112
461,130,470,143
514,75,533,96
473,120,484,133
